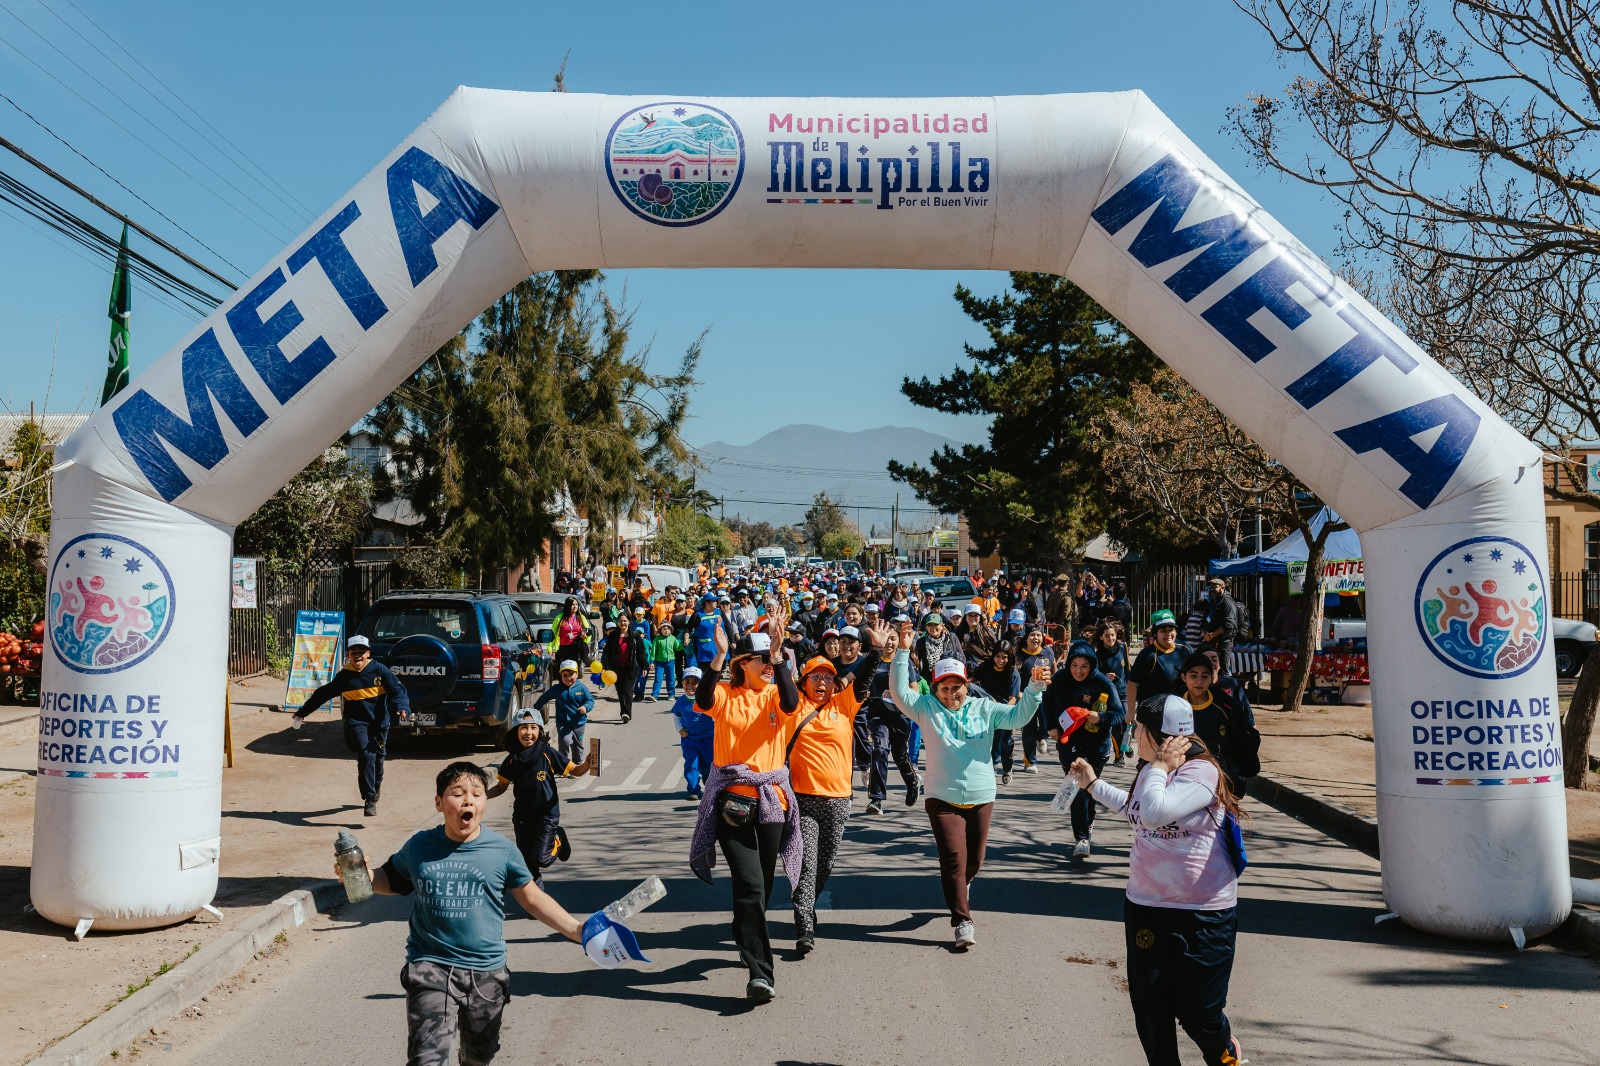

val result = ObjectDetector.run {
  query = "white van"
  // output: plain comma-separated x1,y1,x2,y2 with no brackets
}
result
753,547,788,567
637,564,693,596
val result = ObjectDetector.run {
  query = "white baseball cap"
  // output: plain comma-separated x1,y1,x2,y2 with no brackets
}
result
682,666,703,681
558,659,579,674
931,658,968,684
346,634,370,649
963,603,982,615
1137,694,1196,738
837,625,862,642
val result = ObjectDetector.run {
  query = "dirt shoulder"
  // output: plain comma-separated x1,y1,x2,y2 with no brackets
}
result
1255,701,1600,880
0,673,505,1066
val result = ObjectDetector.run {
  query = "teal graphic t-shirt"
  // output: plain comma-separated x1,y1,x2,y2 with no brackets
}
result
386,826,533,969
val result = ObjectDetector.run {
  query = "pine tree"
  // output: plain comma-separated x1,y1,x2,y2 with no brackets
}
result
889,273,1159,565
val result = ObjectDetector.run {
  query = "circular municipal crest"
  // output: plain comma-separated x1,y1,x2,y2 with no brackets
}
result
1135,929,1155,949
48,533,175,675
1413,536,1546,680
603,101,744,226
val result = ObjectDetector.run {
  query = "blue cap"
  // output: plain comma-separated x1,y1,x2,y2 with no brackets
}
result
581,911,651,968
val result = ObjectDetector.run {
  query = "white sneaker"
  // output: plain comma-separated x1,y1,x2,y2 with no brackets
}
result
1073,838,1091,859
954,920,976,948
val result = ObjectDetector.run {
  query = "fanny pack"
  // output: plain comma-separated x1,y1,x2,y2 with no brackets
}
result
719,791,759,827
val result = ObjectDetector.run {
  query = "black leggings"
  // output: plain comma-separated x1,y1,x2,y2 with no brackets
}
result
716,815,784,982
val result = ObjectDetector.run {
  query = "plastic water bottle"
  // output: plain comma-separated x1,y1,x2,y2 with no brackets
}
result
334,829,374,904
602,876,667,922
1050,778,1079,815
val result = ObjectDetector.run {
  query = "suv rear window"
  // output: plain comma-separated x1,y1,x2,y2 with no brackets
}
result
921,577,976,598
366,602,480,645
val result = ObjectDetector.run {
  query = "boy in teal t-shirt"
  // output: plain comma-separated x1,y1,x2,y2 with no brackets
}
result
340,761,584,1065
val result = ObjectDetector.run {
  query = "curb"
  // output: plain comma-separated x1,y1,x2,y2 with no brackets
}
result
1249,771,1380,858
29,881,346,1066
1250,771,1600,955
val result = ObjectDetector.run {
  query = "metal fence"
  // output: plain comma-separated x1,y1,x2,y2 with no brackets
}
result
1090,561,1265,643
227,559,405,677
1553,570,1600,624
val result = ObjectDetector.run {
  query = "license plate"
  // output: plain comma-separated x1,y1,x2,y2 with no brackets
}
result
413,714,437,726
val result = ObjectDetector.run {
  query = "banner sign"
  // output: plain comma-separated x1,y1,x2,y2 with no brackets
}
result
1288,557,1365,594
230,557,258,609
283,610,343,712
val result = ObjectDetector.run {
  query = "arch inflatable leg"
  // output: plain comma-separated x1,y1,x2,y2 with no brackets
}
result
30,464,229,930
1365,471,1570,939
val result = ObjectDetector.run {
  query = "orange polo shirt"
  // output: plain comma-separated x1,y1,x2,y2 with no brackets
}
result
788,688,865,798
651,599,674,628
696,680,793,809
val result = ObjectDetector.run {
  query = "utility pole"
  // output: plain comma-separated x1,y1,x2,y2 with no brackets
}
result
892,493,900,565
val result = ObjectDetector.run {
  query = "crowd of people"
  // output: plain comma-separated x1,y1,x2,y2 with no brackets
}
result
528,559,1259,1062
335,558,1261,1066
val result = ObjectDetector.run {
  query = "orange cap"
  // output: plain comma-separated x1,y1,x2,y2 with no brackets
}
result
800,655,838,677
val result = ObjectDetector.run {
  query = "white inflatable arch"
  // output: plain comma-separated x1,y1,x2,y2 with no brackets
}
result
34,91,1568,941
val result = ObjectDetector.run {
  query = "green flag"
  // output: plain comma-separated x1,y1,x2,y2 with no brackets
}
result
101,224,131,405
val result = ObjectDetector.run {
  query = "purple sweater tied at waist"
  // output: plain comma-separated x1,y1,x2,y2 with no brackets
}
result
688,762,802,886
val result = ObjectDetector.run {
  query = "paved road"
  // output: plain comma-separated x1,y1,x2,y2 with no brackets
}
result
139,691,1600,1066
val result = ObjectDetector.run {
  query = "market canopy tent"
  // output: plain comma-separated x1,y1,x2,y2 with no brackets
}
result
1210,506,1362,576
34,90,1568,944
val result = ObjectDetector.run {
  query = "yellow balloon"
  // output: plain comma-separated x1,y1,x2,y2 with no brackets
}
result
601,669,618,686
588,660,603,673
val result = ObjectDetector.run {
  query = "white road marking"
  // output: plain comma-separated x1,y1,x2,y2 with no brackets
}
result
562,760,611,794
594,756,656,792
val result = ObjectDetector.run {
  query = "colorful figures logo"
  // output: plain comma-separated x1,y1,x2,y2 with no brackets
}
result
604,102,744,226
1414,537,1546,680
48,533,175,675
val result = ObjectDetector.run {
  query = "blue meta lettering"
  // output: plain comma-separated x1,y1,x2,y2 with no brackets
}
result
111,330,269,500
113,148,499,502
286,202,388,329
1091,153,1475,509
387,146,500,287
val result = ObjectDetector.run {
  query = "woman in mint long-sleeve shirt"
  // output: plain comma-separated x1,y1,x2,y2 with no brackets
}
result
874,618,1045,950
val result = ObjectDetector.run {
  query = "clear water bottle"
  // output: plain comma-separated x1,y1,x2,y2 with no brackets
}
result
334,829,374,904
602,876,667,922
1050,777,1079,815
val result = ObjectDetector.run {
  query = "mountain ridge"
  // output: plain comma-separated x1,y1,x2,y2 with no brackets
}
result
687,424,962,528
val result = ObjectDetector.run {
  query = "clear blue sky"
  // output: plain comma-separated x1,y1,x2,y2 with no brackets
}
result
0,0,1341,456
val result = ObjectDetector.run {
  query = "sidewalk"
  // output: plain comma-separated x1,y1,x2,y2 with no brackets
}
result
0,673,506,1066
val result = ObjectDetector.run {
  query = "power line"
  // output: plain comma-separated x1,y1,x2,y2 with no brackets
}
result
44,0,316,224
0,165,223,312
0,198,208,321
0,29,292,243
670,492,950,515
0,91,246,279
0,132,237,289
0,0,305,236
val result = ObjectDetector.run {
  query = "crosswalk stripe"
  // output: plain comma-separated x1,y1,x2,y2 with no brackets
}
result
594,757,656,792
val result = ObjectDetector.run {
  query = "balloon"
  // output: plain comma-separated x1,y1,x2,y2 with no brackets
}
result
601,669,618,686
589,660,603,673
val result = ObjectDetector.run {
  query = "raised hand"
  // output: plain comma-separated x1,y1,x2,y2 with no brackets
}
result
896,617,915,649
712,620,729,656
867,619,893,650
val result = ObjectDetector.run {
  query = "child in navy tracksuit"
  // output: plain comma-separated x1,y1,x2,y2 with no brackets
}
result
488,709,592,889
671,666,713,799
